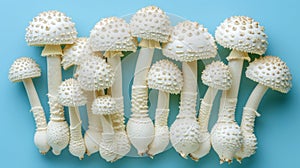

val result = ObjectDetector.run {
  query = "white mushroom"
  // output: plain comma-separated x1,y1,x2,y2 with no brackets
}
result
9,57,50,154
127,6,172,155
212,16,268,163
146,59,183,157
25,10,77,155
190,61,232,161
162,21,217,158
234,56,292,162
89,17,136,160
58,79,87,159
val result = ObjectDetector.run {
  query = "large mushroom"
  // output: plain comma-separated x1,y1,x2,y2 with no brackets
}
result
25,10,77,155
127,6,172,155
58,79,87,159
62,37,103,155
89,17,137,159
211,16,268,163
146,59,183,157
190,61,232,161
162,20,217,158
9,57,50,154
235,56,292,162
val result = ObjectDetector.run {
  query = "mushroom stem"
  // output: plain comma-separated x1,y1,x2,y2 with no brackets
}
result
22,78,49,154
107,55,123,98
243,84,268,113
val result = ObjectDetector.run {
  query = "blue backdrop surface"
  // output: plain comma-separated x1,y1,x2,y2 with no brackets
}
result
0,0,299,168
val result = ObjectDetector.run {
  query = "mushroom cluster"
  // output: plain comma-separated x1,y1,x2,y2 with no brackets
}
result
9,6,292,164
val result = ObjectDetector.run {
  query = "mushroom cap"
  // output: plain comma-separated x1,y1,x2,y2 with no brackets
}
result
9,57,41,82
201,61,232,90
62,37,102,70
92,96,118,115
215,16,268,55
89,17,137,54
77,56,115,91
147,59,183,94
246,56,292,93
130,6,171,43
162,21,217,62
25,10,77,46
58,78,87,107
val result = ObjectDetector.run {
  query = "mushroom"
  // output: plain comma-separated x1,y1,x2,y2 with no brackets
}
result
9,57,50,154
234,56,292,162
190,61,232,161
62,38,103,155
127,5,172,155
146,59,183,157
92,95,118,162
89,17,136,160
25,10,77,155
212,16,268,163
58,79,87,159
162,21,217,158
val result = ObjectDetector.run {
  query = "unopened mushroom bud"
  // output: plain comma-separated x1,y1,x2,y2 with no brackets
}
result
9,57,50,154
234,56,292,162
25,10,78,155
146,59,183,157
212,16,268,163
162,20,217,158
190,61,232,161
127,6,172,155
58,79,87,159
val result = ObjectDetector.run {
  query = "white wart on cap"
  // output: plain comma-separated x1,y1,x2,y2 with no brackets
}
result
90,17,137,55
201,61,232,90
147,59,183,94
92,96,118,115
9,57,41,82
77,56,115,91
215,16,267,55
162,21,217,62
25,10,77,46
130,6,171,43
246,56,292,93
58,79,87,107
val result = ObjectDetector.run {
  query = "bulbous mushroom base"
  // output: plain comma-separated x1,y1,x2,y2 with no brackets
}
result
84,129,101,156
113,131,131,161
234,133,257,163
34,129,50,154
99,133,117,162
189,131,211,161
147,126,170,157
47,121,70,155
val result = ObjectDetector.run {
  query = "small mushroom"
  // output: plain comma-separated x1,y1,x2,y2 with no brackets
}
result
212,16,268,163
162,21,217,158
9,57,50,154
146,59,183,157
190,61,232,161
25,10,77,155
58,79,87,159
127,6,172,156
234,56,292,162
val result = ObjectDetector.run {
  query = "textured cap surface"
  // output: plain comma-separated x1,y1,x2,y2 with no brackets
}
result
162,21,217,62
215,16,267,55
77,56,115,91
25,10,77,46
246,56,292,93
90,17,137,54
130,6,171,42
201,61,232,90
58,78,87,107
9,57,41,82
147,59,183,94
92,96,118,115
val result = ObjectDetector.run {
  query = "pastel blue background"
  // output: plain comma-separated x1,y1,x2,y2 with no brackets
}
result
0,0,299,167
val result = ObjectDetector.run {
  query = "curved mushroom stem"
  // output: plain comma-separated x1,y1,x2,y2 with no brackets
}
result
235,83,268,162
147,91,170,157
190,87,218,161
68,107,86,159
22,78,50,154
99,115,116,162
43,45,69,155
84,91,102,156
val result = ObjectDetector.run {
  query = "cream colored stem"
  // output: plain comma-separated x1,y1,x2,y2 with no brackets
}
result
112,97,125,132
100,115,114,134
198,87,218,131
133,48,154,86
86,91,102,131
155,91,169,126
69,107,81,128
107,56,122,98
